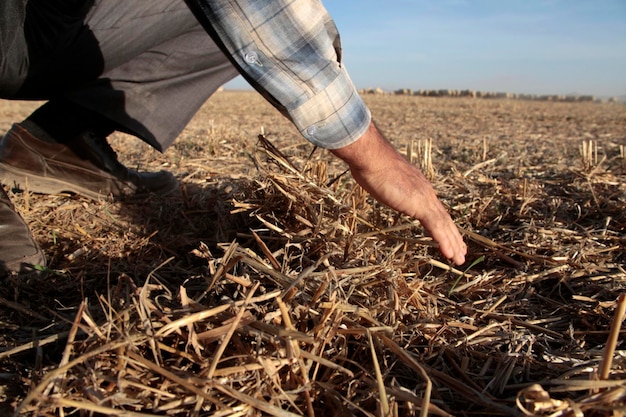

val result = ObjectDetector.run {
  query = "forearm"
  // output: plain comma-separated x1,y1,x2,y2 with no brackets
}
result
187,0,466,264
331,121,407,178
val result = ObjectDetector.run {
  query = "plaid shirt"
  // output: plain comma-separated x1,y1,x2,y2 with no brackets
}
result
190,0,372,149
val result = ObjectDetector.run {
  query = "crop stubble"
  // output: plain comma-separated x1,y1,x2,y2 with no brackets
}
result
0,91,625,416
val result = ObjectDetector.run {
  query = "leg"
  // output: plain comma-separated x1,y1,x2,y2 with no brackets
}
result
0,0,238,274
1,0,238,199
15,0,238,150
69,0,239,150
0,185,45,277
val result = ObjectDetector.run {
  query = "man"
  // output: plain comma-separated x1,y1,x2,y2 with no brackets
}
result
0,0,466,276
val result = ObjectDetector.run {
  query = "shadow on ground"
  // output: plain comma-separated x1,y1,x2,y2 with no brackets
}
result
0,177,265,412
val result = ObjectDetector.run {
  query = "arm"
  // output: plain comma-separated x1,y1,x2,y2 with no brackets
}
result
185,0,372,148
188,0,466,264
331,121,467,265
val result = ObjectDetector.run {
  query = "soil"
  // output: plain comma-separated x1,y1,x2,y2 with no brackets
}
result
1,91,625,416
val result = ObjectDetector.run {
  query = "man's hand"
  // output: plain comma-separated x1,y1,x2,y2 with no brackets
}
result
331,121,467,265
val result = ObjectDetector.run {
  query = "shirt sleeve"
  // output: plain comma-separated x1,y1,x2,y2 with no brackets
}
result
186,0,372,149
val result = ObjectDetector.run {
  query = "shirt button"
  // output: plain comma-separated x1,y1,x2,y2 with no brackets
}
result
306,125,318,136
244,51,259,64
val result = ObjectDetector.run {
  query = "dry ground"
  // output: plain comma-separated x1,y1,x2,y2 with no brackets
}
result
0,91,625,416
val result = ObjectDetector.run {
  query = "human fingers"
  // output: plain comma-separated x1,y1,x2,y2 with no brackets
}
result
419,209,466,266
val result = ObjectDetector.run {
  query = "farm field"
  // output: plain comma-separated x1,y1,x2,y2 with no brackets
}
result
0,90,625,416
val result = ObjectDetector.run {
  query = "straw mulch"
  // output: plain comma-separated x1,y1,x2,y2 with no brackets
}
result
0,92,625,416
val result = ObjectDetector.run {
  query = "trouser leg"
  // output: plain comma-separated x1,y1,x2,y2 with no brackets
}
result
67,0,239,151
16,0,238,151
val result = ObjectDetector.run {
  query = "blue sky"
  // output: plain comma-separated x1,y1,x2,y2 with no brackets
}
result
226,0,626,97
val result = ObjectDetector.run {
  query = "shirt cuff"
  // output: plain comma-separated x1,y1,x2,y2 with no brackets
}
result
289,65,371,149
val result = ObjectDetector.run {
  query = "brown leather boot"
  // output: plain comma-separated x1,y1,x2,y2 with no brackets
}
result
0,186,46,277
0,123,179,200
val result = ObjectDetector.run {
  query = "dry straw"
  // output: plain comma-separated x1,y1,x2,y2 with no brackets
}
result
1,93,625,416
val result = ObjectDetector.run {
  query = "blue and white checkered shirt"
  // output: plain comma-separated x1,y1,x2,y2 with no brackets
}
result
191,0,372,149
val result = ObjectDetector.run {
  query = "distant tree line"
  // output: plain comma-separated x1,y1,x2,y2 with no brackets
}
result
359,87,620,103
